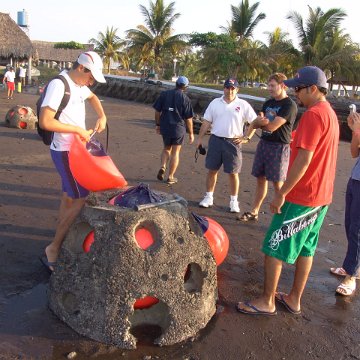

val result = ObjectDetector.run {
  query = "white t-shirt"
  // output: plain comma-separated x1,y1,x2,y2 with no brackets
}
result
41,71,92,151
19,67,26,77
4,71,15,82
204,96,257,138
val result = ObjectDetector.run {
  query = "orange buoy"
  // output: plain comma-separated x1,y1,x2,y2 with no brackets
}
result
69,135,127,192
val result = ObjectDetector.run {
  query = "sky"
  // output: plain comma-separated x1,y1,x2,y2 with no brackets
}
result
2,0,359,49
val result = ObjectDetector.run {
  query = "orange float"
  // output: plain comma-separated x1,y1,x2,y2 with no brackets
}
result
69,135,127,192
192,213,230,266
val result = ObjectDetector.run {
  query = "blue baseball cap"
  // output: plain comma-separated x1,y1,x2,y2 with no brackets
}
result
224,78,239,88
284,66,328,89
176,76,189,87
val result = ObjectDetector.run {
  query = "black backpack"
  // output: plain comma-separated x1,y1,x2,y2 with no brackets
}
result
36,75,70,145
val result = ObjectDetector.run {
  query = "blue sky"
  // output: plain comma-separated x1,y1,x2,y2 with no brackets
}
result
2,0,359,48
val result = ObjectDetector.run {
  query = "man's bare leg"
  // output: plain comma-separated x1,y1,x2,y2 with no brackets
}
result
228,173,239,197
45,193,86,269
168,144,182,180
282,255,313,312
237,255,282,313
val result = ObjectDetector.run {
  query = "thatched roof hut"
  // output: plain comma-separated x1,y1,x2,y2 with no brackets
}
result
0,12,33,60
32,41,93,64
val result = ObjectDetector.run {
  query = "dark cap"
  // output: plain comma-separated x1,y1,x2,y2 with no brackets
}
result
224,78,239,88
283,66,328,89
176,76,189,87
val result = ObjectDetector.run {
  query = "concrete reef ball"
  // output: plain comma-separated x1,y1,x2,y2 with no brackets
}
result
5,105,38,129
49,189,218,349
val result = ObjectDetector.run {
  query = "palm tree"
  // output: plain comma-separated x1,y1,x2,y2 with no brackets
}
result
287,6,347,64
222,0,266,41
89,26,125,73
125,0,188,75
264,27,301,75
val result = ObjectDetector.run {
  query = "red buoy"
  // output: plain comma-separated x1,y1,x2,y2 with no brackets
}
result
69,135,127,192
203,217,229,266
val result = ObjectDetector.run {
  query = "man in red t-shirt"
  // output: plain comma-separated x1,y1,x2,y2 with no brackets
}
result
237,66,339,316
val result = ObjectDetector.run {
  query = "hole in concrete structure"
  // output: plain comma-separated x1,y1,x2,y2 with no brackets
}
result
62,291,80,316
65,222,93,255
134,221,160,251
18,107,29,115
184,263,204,294
129,300,171,344
177,237,184,245
19,121,27,129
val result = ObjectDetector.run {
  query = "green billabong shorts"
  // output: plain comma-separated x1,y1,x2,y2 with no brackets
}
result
262,202,328,264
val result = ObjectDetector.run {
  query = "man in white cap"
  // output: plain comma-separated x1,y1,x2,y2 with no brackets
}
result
39,51,107,273
237,66,339,316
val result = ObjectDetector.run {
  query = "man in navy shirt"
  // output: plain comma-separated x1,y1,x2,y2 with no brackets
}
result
153,76,194,184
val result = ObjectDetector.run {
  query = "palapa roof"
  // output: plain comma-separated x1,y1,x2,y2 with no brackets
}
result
0,12,33,59
32,41,93,63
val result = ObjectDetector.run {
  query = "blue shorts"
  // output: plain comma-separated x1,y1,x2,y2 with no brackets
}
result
252,139,290,182
162,134,185,146
205,135,242,174
51,150,89,199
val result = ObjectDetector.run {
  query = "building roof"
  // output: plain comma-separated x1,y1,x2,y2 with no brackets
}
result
32,41,93,63
0,12,33,59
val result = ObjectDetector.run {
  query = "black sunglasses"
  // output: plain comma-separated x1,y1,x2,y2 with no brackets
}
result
294,85,311,92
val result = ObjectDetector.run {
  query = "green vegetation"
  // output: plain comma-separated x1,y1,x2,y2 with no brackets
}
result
54,41,85,49
37,65,59,84
86,0,360,92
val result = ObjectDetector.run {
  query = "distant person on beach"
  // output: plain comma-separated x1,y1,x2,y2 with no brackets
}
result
19,64,26,87
330,110,360,296
197,77,258,213
39,51,107,273
3,66,15,99
237,66,339,316
153,76,194,185
238,73,298,222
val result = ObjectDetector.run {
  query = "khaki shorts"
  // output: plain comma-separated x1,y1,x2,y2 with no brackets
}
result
262,202,328,264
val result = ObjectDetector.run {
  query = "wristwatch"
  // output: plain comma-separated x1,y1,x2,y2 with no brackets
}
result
243,136,250,141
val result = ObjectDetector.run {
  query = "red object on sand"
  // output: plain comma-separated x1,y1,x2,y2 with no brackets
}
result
203,217,229,266
69,135,127,192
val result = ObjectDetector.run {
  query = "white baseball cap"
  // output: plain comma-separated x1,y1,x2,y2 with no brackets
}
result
77,51,106,83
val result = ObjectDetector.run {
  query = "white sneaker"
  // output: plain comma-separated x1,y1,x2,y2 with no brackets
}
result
199,194,213,208
230,200,240,213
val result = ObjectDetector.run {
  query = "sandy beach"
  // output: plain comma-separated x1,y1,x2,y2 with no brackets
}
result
0,89,359,360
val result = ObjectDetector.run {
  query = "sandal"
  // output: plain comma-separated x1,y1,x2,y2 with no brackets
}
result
157,167,166,181
166,177,178,185
237,211,258,222
330,267,360,280
336,281,356,296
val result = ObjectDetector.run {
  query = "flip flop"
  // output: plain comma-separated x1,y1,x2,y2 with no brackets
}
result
157,167,166,181
275,292,301,315
336,282,356,296
166,177,178,185
237,211,258,222
330,267,360,280
39,255,56,274
236,301,277,316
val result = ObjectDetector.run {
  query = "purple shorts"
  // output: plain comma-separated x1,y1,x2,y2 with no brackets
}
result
251,139,290,182
51,150,89,199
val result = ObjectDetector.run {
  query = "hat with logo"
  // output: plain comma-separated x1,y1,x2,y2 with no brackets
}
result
77,51,106,83
176,76,189,87
224,78,239,88
283,66,328,89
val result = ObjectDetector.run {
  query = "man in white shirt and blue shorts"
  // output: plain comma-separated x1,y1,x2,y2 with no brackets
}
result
39,51,107,272
196,78,258,213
